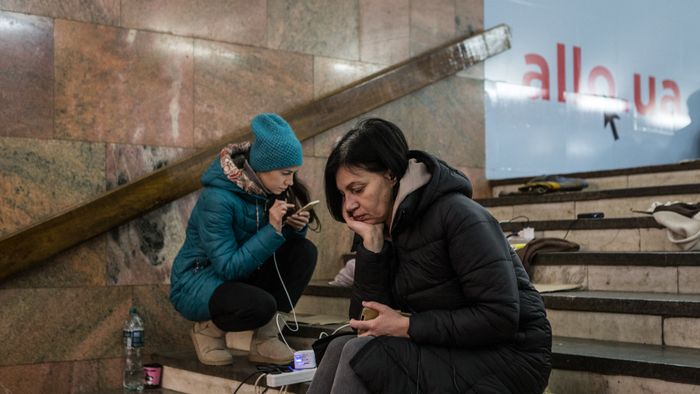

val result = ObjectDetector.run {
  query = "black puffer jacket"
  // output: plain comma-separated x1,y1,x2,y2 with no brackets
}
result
350,151,551,393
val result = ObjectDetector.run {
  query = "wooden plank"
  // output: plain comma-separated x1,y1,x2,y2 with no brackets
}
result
0,25,511,281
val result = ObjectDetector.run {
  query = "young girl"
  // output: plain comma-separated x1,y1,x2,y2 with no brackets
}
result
170,113,318,366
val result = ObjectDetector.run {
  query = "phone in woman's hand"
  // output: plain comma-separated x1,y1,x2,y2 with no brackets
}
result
358,307,378,335
296,200,320,213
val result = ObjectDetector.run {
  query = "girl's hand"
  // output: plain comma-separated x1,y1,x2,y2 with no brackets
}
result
269,200,295,232
285,210,310,231
342,208,384,252
349,301,410,338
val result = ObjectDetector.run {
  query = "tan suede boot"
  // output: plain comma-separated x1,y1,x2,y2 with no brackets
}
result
191,320,233,366
248,314,294,365
225,330,254,352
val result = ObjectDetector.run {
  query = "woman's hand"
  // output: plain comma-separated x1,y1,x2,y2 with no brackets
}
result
285,210,310,231
342,208,384,253
269,200,295,232
350,301,410,338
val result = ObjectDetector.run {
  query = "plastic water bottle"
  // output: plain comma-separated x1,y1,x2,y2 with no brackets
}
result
123,307,145,391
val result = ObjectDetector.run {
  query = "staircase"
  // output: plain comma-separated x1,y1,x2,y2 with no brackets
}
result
486,162,700,393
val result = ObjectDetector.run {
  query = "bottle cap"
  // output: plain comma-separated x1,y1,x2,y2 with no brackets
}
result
130,307,138,314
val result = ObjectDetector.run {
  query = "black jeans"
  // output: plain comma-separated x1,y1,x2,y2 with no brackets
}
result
208,237,317,331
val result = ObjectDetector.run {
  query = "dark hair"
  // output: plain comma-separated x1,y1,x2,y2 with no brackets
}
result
324,118,409,222
286,174,321,232
239,148,321,232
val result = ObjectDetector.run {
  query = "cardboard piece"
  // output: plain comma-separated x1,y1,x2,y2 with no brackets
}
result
533,283,582,293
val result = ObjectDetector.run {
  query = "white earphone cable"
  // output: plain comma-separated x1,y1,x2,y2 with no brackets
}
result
273,252,299,353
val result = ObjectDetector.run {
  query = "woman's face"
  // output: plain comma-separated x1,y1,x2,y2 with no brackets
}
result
257,166,299,195
335,166,396,224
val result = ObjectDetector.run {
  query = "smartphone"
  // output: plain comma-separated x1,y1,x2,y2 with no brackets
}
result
577,212,604,219
296,199,320,213
358,307,378,335
360,307,378,321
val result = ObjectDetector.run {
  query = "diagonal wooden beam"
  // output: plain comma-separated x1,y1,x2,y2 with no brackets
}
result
0,24,511,281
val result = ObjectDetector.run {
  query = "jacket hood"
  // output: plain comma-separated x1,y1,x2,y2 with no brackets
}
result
392,150,473,232
200,142,267,198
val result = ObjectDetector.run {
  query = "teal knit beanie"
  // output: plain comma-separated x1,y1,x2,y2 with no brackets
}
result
249,113,303,172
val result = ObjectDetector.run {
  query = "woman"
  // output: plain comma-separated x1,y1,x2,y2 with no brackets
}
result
170,113,318,366
309,118,551,393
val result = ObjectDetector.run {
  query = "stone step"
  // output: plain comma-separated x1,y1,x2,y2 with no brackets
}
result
535,251,700,266
490,159,700,197
480,183,700,222
296,285,348,319
282,322,700,389
531,252,700,293
500,216,680,252
503,217,693,253
295,292,350,318
530,227,674,252
549,336,700,392
544,290,700,317
151,351,310,394
500,216,661,232
545,291,700,349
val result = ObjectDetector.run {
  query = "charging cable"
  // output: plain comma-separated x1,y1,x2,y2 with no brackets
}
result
272,252,299,353
253,374,266,392
271,243,352,350
233,367,294,394
318,323,351,339
254,373,288,394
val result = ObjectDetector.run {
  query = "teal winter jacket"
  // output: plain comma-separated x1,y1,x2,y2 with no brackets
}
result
170,143,305,321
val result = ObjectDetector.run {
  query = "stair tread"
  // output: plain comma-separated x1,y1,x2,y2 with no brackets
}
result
553,336,700,385
477,183,700,206
543,290,700,317
500,216,661,231
304,281,351,298
152,351,309,393
533,251,700,266
545,290,700,302
306,282,700,298
304,283,700,317
152,351,262,384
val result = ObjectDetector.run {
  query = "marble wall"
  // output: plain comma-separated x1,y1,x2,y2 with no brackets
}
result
0,1,484,391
